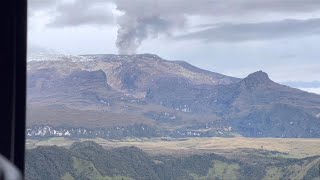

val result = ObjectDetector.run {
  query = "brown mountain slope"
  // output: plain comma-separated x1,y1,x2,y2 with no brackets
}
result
27,54,320,138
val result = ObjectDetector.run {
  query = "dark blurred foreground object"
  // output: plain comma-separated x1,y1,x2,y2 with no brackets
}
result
0,155,22,180
0,0,27,178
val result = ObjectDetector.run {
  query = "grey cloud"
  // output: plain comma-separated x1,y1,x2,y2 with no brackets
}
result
28,0,60,10
176,18,320,42
28,0,61,17
114,0,320,17
212,0,320,15
48,0,114,27
28,0,320,54
29,0,320,16
112,0,320,54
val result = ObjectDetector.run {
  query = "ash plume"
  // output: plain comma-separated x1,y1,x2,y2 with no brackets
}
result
112,0,320,54
28,0,320,55
115,1,186,55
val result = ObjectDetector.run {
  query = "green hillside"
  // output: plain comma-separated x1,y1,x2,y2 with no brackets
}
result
25,141,320,180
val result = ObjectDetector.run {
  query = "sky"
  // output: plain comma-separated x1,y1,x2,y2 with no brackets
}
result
28,0,320,94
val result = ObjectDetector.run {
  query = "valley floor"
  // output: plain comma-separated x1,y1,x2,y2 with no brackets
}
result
26,137,320,158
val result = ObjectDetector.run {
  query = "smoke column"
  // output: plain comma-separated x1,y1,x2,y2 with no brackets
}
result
114,0,186,55
113,0,217,55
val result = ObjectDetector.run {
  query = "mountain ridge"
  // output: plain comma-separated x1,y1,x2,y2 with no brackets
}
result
27,54,320,138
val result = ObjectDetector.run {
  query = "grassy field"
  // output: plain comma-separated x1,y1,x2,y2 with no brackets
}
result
26,137,320,158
